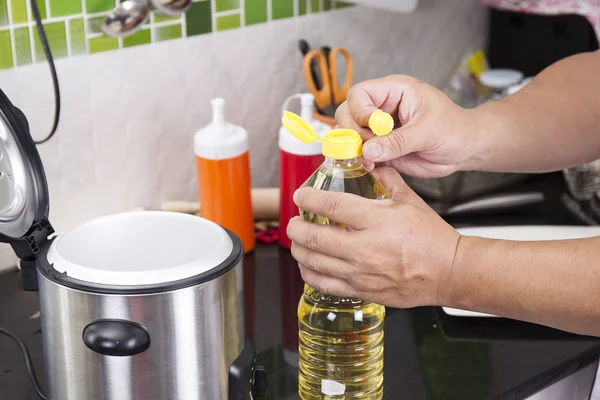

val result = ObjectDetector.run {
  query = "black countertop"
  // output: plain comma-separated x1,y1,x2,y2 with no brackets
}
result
1,172,600,400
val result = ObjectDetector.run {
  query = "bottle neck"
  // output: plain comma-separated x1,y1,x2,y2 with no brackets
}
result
323,157,362,168
303,284,368,307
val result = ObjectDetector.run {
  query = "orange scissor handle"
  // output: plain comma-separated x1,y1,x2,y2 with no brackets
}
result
328,47,354,106
303,50,333,111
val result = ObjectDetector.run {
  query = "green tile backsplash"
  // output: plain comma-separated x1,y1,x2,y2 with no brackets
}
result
11,0,28,24
299,0,307,16
0,29,12,69
0,0,353,70
88,35,117,53
216,0,239,12
85,0,111,14
122,28,151,48
216,13,240,31
13,26,30,65
272,0,294,20
0,1,8,26
50,0,82,18
33,21,67,61
245,0,267,26
310,0,319,13
186,1,212,36
68,18,85,55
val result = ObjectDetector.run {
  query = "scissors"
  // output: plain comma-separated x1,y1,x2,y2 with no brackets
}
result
303,47,354,117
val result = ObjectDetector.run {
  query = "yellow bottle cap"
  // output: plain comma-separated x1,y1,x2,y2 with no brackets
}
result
282,110,363,159
368,109,394,136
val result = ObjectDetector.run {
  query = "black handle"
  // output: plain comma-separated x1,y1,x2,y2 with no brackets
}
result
321,46,332,67
82,320,150,357
298,39,322,91
229,337,268,399
252,365,267,398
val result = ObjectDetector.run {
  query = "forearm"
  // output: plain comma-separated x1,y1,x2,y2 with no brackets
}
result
444,236,600,336
465,50,600,173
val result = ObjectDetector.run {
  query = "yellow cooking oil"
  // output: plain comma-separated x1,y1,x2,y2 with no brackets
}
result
281,109,393,400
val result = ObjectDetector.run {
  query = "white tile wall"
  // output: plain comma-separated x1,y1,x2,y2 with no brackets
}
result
0,1,488,271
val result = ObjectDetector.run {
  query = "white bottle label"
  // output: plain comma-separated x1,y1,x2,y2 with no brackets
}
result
322,380,346,396
354,310,363,322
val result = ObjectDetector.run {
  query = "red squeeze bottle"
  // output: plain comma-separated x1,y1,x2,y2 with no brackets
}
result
278,93,329,249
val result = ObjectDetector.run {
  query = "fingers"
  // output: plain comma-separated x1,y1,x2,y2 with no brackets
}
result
363,124,430,162
371,167,422,205
345,76,408,126
361,157,375,172
390,153,458,179
335,102,376,142
293,188,373,229
298,264,358,298
287,216,355,259
343,75,432,163
291,243,355,280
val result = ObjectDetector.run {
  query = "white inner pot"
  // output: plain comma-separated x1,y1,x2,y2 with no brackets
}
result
46,211,233,286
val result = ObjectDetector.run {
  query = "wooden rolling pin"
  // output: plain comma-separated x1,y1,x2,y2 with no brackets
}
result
161,188,280,221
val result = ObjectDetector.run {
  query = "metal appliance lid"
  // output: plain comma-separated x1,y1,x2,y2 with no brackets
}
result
46,211,235,286
0,89,50,243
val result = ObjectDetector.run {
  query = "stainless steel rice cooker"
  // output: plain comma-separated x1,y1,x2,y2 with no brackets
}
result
0,88,266,399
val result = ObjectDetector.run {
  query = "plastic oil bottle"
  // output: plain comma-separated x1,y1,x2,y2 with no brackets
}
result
282,109,395,400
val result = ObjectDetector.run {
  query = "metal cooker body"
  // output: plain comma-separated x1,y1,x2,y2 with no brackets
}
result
37,254,245,400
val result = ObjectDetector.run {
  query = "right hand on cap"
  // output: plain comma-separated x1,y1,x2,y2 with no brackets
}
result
336,75,480,178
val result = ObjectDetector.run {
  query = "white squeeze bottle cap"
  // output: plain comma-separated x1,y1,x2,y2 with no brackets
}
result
194,97,249,160
279,93,329,156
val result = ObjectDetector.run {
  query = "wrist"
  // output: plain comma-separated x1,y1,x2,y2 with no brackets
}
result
458,101,507,172
436,234,474,308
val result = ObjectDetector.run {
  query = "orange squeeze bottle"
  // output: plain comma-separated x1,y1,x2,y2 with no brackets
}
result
194,98,255,253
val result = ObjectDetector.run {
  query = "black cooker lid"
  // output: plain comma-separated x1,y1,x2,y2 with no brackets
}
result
0,88,53,258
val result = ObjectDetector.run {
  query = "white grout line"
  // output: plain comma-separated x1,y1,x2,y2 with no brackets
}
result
5,0,12,26
181,8,187,37
149,6,156,41
5,0,16,68
213,9,240,17
45,0,51,19
82,15,90,53
149,16,155,42
210,0,216,31
9,26,17,67
154,20,184,28
9,14,107,29
28,24,36,63
266,0,272,21
79,0,88,54
293,0,298,17
25,0,37,64
239,0,245,27
84,11,112,19
65,17,72,56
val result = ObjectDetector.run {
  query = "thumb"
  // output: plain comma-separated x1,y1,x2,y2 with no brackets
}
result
362,124,428,162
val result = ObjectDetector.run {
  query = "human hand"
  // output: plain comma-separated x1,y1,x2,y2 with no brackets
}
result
335,75,481,178
287,167,461,308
